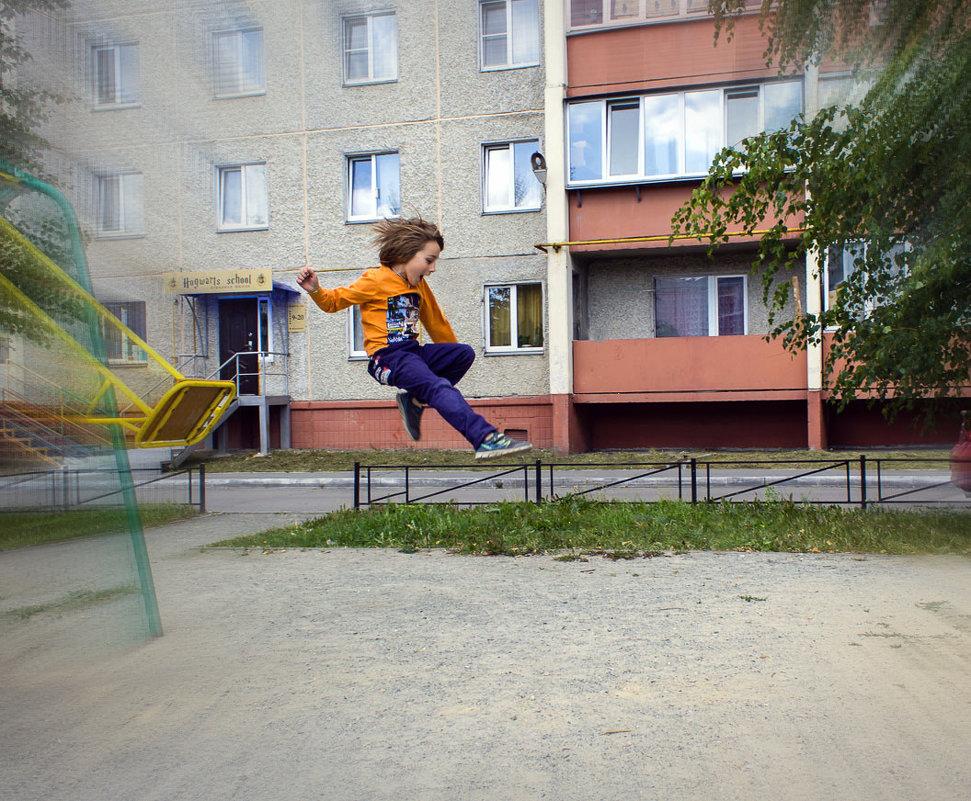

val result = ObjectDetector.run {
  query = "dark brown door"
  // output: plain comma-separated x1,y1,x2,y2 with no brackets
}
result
219,298,259,395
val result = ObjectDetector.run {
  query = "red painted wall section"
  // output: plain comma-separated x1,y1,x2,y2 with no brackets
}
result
568,183,804,250
567,15,776,98
291,397,554,451
587,401,808,449
574,336,807,396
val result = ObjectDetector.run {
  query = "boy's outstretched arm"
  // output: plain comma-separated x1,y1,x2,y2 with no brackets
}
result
296,266,320,294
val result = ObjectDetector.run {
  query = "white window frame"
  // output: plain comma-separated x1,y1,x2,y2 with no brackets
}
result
348,306,368,359
479,0,541,71
94,171,144,238
342,12,398,85
216,163,269,232
91,42,139,109
567,79,803,186
654,274,748,338
482,139,544,213
212,27,265,98
346,152,401,223
483,281,545,354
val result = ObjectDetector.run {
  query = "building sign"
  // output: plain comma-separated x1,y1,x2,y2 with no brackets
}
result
163,269,273,295
288,301,307,333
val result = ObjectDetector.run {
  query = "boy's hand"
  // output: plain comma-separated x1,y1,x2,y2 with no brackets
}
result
296,266,320,294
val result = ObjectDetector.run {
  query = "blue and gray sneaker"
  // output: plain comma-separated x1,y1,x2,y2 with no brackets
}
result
396,391,424,441
474,431,532,460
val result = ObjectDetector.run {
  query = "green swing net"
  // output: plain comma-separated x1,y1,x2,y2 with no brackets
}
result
0,160,231,648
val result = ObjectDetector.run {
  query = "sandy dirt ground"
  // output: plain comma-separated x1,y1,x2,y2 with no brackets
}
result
2,511,970,801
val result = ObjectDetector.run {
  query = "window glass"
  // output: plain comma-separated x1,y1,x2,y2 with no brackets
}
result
569,101,603,182
374,153,401,218
213,28,264,96
684,90,721,174
220,168,242,226
510,0,540,65
488,285,512,347
655,277,708,337
716,276,745,335
512,141,542,208
103,301,147,362
485,146,512,209
726,87,759,149
643,93,681,176
571,0,603,26
515,283,544,348
344,18,368,80
609,101,640,176
371,14,398,80
764,80,802,133
481,2,508,67
349,306,366,357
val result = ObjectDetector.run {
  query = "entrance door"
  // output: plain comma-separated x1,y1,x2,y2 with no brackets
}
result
219,298,259,395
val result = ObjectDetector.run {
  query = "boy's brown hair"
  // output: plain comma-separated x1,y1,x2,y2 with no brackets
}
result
373,217,444,267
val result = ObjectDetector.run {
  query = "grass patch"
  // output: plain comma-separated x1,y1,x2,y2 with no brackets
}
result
2,585,137,621
209,497,971,557
0,503,199,551
187,447,953,473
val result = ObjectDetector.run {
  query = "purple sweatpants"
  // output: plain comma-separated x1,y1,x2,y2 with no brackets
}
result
368,340,496,448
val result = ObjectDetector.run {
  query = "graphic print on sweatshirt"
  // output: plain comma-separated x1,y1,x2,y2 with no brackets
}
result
386,292,421,344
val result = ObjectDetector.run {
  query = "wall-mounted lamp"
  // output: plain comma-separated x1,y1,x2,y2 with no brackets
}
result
530,152,547,187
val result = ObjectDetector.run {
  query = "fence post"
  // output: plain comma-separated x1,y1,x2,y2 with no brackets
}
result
859,455,867,510
199,463,206,514
353,461,360,510
690,458,697,504
535,460,542,503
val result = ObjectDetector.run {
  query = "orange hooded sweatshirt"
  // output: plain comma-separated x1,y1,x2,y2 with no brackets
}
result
308,266,457,356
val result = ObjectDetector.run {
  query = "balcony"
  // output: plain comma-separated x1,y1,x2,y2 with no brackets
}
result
573,335,808,402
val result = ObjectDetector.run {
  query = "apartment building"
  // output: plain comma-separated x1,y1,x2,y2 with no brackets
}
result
545,0,956,450
14,0,955,455
19,0,553,452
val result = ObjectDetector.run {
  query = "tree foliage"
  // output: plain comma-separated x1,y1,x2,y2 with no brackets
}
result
0,0,69,174
673,0,971,419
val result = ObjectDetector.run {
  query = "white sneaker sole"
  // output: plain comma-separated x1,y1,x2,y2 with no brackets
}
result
475,441,532,460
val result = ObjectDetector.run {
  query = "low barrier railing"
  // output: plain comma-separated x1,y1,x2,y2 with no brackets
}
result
354,457,970,510
0,464,207,513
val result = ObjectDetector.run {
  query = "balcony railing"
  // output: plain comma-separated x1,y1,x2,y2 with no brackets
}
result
573,335,807,398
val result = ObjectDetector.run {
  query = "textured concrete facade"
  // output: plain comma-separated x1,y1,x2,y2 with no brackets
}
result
21,0,552,449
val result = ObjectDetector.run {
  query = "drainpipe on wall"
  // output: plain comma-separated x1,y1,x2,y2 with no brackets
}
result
803,63,827,449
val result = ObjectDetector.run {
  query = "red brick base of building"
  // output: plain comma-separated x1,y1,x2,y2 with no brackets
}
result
290,396,554,451
287,395,961,452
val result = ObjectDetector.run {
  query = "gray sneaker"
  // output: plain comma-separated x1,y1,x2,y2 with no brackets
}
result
474,432,532,460
396,391,423,441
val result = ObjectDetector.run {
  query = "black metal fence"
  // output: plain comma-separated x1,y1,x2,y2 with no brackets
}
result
354,457,970,510
0,465,207,513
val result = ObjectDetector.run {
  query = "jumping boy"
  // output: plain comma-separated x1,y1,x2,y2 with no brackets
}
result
296,217,532,459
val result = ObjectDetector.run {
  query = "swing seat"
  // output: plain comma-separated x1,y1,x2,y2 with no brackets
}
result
135,380,237,448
